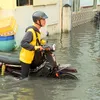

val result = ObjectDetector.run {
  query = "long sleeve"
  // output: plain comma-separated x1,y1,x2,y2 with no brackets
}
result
20,31,35,51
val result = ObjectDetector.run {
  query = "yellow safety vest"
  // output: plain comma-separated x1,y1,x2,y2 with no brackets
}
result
19,28,41,64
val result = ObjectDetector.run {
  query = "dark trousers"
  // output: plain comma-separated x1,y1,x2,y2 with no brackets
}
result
20,51,43,79
20,61,30,79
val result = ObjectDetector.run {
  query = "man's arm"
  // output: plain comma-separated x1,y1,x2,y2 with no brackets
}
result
21,31,35,51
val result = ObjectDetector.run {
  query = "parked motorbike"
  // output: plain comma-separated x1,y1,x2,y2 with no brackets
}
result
0,44,78,79
92,11,100,28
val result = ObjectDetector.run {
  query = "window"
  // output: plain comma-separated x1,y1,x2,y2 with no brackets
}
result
93,0,97,9
80,0,93,7
72,0,75,12
76,0,80,11
72,0,80,12
17,0,33,6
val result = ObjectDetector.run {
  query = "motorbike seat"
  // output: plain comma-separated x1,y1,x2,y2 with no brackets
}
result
0,54,20,65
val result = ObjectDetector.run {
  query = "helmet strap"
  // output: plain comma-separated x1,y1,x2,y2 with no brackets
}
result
39,20,42,27
35,19,42,27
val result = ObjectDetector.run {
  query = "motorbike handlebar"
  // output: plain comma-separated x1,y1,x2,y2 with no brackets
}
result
42,44,56,52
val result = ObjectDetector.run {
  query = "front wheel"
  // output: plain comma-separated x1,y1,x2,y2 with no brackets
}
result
57,73,78,80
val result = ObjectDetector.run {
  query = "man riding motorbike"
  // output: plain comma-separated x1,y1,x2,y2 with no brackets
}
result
19,11,48,79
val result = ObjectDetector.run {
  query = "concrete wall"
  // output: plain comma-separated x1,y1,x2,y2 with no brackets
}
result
97,5,100,10
33,0,58,6
72,7,97,28
0,0,16,9
62,7,71,32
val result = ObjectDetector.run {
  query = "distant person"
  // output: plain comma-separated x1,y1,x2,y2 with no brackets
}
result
19,11,48,79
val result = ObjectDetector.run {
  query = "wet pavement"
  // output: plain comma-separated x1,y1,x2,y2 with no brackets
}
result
0,22,100,100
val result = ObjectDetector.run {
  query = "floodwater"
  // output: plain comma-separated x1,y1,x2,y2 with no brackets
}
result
0,22,100,100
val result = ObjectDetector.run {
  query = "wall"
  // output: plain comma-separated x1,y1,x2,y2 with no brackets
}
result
72,7,96,27
97,5,100,10
62,7,71,32
33,0,58,6
0,0,16,9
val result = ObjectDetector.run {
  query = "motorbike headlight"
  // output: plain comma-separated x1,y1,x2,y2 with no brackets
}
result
52,44,56,51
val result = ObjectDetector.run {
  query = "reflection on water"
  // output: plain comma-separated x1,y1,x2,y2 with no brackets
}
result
0,76,34,100
0,22,100,100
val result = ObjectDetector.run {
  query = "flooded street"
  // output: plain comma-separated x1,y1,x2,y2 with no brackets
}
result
0,22,100,100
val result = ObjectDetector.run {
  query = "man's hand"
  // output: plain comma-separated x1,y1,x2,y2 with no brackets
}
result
45,47,50,51
35,46,44,51
39,46,44,51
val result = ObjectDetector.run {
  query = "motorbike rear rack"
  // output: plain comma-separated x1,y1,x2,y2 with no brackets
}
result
0,62,21,76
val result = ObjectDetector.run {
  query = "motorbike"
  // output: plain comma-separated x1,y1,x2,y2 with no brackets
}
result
0,44,78,79
92,11,100,28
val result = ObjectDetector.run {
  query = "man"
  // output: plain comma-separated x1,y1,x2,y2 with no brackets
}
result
19,11,48,79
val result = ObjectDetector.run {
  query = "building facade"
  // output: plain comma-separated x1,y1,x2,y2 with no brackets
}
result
0,0,100,45
0,0,60,45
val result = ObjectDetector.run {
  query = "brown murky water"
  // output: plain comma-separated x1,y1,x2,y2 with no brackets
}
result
0,22,100,100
